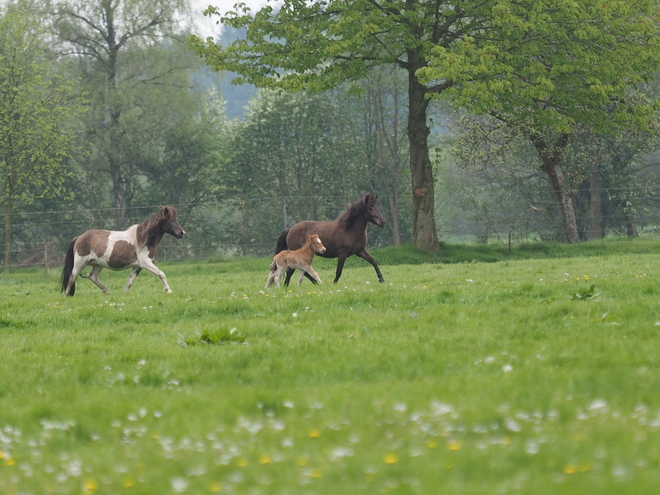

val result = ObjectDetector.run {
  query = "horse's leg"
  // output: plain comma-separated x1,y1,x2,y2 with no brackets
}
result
124,268,142,293
283,267,296,287
304,266,323,285
301,271,318,285
274,267,287,288
356,248,385,283
333,255,348,283
297,270,305,286
139,260,173,293
64,260,88,296
88,265,110,294
266,267,278,288
265,271,274,288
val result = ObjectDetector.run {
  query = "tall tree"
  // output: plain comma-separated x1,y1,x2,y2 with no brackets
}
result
419,0,660,243
337,65,409,245
188,0,503,250
0,4,83,271
51,0,193,228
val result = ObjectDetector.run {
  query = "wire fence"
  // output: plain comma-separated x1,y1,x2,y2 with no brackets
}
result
3,191,660,270
0,196,386,269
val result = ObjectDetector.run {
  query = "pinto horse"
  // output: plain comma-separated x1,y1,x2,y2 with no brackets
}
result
266,234,326,288
275,193,386,285
60,206,185,296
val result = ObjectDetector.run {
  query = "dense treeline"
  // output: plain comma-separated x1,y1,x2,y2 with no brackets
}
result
1,0,660,270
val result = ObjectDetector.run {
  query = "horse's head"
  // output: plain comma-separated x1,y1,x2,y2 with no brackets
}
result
309,234,326,254
365,194,386,228
161,206,186,239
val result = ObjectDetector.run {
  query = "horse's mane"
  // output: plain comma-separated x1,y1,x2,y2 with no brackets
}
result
137,206,177,247
338,194,371,229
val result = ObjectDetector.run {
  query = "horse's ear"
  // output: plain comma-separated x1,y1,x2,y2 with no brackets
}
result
162,206,176,219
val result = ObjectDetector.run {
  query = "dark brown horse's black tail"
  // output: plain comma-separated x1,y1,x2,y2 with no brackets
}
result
275,229,289,254
61,237,77,296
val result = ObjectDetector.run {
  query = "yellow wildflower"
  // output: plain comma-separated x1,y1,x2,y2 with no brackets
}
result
448,440,461,451
83,479,98,494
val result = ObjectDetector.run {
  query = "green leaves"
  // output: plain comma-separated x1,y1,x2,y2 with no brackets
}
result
177,327,247,347
424,0,660,134
569,284,600,301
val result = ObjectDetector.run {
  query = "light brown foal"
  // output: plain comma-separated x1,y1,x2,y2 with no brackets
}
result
265,234,326,288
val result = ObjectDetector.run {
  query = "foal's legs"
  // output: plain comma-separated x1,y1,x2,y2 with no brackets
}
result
285,267,319,286
283,267,295,287
265,268,277,288
88,265,110,294
302,266,322,285
124,267,142,293
273,267,287,288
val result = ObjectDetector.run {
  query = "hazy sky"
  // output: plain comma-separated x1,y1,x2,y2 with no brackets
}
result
191,0,281,38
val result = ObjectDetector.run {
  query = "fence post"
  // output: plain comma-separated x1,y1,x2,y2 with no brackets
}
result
283,200,288,231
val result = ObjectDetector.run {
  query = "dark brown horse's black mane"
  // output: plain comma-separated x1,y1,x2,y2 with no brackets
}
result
338,194,372,230
137,206,177,247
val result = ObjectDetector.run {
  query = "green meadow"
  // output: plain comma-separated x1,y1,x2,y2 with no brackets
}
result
2,238,660,494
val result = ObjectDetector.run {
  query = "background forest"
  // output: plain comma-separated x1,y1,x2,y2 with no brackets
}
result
1,0,660,270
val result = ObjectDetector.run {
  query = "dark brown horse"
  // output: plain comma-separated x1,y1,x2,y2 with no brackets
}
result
60,206,185,296
275,193,386,285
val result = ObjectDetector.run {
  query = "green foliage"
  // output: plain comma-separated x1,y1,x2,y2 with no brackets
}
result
569,283,600,301
52,0,219,228
0,3,85,269
0,9,82,201
178,327,247,346
420,0,660,133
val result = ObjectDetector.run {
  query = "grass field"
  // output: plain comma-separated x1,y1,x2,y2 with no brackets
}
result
2,239,660,494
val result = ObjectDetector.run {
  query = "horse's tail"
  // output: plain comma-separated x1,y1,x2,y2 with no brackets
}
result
275,229,289,254
269,258,277,272
60,237,77,296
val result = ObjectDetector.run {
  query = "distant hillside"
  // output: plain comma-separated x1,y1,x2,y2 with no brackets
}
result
191,25,258,120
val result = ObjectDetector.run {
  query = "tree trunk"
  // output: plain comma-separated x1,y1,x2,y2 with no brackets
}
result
3,198,12,273
626,215,639,238
532,133,579,244
3,161,18,272
407,51,438,250
587,172,603,240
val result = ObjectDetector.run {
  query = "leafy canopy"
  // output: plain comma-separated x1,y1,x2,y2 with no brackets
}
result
188,0,496,93
417,0,660,133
